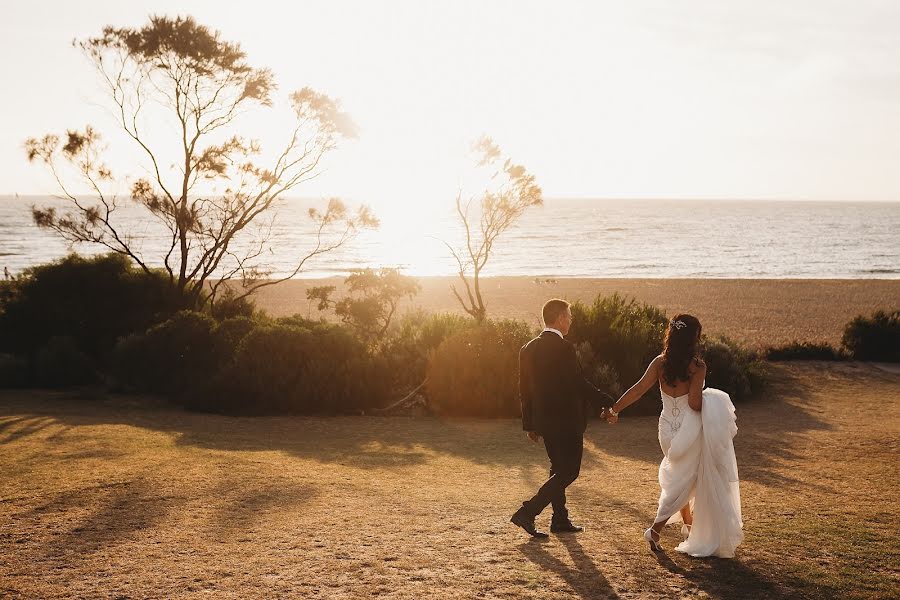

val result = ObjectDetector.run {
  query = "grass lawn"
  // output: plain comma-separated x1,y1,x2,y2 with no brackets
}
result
1,362,898,599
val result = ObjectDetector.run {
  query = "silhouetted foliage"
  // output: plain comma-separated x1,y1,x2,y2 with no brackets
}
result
764,342,848,361
427,319,535,417
841,310,900,362
702,337,768,400
568,293,669,414
0,253,184,360
379,310,476,393
209,287,258,320
25,15,374,311
111,311,220,395
34,336,99,388
207,321,389,415
0,354,30,388
444,138,543,322
308,268,420,344
568,293,766,414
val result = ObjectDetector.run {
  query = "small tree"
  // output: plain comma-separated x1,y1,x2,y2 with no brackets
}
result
25,15,376,311
444,137,542,322
308,268,420,345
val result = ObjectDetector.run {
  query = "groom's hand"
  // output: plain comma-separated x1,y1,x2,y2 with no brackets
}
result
526,431,541,443
600,407,618,424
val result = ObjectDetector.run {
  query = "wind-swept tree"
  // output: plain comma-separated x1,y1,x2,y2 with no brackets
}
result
25,15,375,310
308,268,420,345
445,137,543,322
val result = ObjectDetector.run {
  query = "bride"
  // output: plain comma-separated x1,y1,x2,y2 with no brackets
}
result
608,314,743,558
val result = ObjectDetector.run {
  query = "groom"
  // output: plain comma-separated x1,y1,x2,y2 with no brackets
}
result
511,298,615,537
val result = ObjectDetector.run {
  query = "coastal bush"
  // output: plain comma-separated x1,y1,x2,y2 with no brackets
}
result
568,294,669,414
569,294,668,380
111,311,219,395
702,336,768,400
426,319,534,417
0,253,183,360
307,268,421,345
0,354,30,388
209,316,258,361
209,287,258,321
564,293,768,414
841,310,900,362
206,322,389,415
33,336,99,388
379,310,476,393
764,342,847,361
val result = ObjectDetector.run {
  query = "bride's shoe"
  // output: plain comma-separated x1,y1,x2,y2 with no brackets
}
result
681,523,692,538
644,528,662,552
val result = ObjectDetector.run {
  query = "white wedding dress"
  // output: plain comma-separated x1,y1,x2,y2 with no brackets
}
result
655,386,743,558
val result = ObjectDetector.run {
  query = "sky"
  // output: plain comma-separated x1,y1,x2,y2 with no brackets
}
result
2,0,900,211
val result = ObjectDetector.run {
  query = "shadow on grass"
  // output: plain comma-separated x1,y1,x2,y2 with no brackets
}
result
19,478,177,559
518,535,619,599
11,473,317,565
0,363,883,491
652,550,795,600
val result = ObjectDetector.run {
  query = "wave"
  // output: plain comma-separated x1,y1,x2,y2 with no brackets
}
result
862,268,900,274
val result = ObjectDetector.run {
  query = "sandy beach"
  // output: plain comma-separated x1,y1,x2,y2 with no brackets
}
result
254,277,900,349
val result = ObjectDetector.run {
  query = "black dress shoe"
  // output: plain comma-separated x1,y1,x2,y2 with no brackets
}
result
550,521,584,533
510,509,549,538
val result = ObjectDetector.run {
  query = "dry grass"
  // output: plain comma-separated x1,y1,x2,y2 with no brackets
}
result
253,277,900,349
1,362,898,599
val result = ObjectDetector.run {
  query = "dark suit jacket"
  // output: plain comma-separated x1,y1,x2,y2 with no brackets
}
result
519,330,611,437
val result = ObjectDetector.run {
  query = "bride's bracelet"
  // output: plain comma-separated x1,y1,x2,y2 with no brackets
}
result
608,406,620,417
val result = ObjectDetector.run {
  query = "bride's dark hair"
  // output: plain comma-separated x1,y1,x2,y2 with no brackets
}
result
661,313,703,386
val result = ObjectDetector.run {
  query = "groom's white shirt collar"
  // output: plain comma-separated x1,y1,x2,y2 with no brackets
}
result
542,327,564,339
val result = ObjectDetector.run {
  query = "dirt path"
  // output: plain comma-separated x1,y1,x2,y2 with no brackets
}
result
1,362,898,599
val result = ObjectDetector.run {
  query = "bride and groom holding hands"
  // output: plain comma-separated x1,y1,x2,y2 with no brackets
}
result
511,299,743,558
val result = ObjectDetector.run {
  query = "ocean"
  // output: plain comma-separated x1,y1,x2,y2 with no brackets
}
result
1,196,898,279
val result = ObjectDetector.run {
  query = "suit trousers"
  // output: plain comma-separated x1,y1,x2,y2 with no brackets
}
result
522,433,584,522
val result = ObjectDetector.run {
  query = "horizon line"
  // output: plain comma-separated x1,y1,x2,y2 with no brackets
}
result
2,193,899,204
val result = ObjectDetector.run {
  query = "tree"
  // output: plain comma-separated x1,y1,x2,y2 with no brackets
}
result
25,15,376,311
307,268,420,344
444,137,543,322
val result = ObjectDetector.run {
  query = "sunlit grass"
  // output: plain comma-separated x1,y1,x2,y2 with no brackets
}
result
0,362,897,598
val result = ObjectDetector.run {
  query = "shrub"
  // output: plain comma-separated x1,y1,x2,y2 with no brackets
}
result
0,354,29,388
209,287,258,321
307,268,420,344
380,310,476,392
111,311,218,395
703,336,767,400
569,294,668,381
207,322,389,415
210,316,258,361
33,336,99,388
426,319,535,417
841,310,900,362
274,314,336,332
765,342,847,361
567,294,767,413
0,253,184,359
568,294,669,414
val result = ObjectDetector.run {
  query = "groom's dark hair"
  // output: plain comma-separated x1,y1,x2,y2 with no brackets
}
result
542,298,570,327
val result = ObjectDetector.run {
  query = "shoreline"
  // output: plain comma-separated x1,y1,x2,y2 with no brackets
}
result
252,277,900,348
